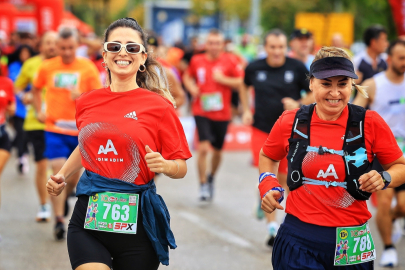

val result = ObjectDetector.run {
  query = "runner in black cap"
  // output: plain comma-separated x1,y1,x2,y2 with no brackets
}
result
288,28,315,70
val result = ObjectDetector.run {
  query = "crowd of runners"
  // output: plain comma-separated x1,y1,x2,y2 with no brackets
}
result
0,18,405,269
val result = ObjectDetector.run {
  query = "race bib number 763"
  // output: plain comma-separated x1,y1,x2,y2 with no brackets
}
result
84,192,139,234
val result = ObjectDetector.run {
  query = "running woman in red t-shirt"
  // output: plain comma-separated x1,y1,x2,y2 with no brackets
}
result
46,18,192,270
0,48,16,218
183,29,244,201
258,47,405,269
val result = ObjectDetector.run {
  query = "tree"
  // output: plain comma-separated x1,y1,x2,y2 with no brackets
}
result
260,0,397,42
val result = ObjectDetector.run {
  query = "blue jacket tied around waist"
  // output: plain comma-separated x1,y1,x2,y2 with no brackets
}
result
76,170,176,266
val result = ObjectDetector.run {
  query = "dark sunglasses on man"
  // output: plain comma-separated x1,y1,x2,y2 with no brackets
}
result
103,42,146,54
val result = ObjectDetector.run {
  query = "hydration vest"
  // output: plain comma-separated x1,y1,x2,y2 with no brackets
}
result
286,103,373,200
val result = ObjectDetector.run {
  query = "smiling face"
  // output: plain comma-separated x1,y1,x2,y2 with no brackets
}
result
310,75,352,121
265,34,287,67
102,27,147,82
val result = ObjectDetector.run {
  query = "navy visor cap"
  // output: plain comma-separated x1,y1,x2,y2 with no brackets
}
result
309,57,358,80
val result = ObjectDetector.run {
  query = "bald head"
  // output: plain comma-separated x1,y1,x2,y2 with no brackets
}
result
331,33,345,48
40,31,58,59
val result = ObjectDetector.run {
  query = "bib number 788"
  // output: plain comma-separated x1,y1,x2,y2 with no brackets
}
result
353,235,372,253
102,203,130,221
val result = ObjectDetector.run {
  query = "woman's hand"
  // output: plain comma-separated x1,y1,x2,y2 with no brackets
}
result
145,145,170,174
46,174,66,196
359,170,384,193
36,111,46,123
281,97,300,110
261,190,284,214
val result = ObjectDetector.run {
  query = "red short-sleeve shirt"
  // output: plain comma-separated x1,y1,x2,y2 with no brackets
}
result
76,87,192,185
262,105,403,227
0,76,15,125
187,53,244,121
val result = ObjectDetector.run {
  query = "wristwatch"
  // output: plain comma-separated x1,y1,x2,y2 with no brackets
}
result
379,171,392,190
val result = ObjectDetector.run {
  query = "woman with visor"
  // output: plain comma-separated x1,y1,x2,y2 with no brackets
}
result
258,46,405,269
46,18,191,270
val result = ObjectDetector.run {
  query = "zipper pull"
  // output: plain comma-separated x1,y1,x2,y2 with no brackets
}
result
318,145,324,155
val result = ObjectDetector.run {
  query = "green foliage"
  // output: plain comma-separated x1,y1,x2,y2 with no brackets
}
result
261,0,319,36
260,0,397,42
342,0,397,41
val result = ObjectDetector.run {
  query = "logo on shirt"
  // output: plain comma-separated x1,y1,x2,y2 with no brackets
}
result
284,70,294,83
317,164,338,179
98,139,118,155
54,73,79,90
256,71,267,82
124,111,138,120
197,67,206,84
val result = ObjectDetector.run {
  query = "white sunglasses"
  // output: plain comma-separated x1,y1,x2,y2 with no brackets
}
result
103,42,146,54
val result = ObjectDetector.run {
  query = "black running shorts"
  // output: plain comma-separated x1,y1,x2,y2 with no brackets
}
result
0,126,11,152
67,195,159,270
25,130,45,162
194,116,229,150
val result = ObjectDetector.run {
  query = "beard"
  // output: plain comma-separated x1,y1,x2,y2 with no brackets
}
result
392,65,405,76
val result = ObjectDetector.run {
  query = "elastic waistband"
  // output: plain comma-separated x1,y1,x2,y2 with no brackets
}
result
283,214,336,244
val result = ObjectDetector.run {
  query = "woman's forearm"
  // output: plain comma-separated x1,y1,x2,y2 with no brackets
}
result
383,156,405,188
165,159,187,179
58,146,83,182
259,149,280,175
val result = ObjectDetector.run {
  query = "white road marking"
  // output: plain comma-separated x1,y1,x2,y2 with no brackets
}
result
178,211,253,249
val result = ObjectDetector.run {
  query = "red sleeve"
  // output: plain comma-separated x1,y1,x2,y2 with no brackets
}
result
75,91,89,130
365,111,403,165
186,56,197,78
157,105,192,161
7,80,15,104
1,78,15,104
262,110,297,161
229,55,244,78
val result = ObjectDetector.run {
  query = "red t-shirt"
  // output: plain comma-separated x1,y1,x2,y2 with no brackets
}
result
0,76,15,125
262,105,403,227
187,53,244,121
76,87,192,185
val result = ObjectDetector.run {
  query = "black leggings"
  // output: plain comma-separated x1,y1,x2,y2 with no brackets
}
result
67,196,160,270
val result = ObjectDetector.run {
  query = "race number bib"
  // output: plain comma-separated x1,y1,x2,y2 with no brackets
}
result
396,137,405,155
84,192,139,234
334,222,375,266
201,92,223,112
54,73,79,90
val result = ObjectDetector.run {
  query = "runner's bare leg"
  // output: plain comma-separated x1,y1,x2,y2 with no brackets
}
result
36,159,49,205
376,189,395,245
211,148,222,176
197,141,211,184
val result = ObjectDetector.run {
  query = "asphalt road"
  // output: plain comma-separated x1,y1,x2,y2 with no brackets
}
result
0,152,404,270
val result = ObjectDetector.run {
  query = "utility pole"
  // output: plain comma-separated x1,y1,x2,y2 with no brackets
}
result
249,0,261,36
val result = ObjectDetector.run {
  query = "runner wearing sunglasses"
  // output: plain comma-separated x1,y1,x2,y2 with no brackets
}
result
104,42,146,55
46,18,191,270
259,46,405,269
